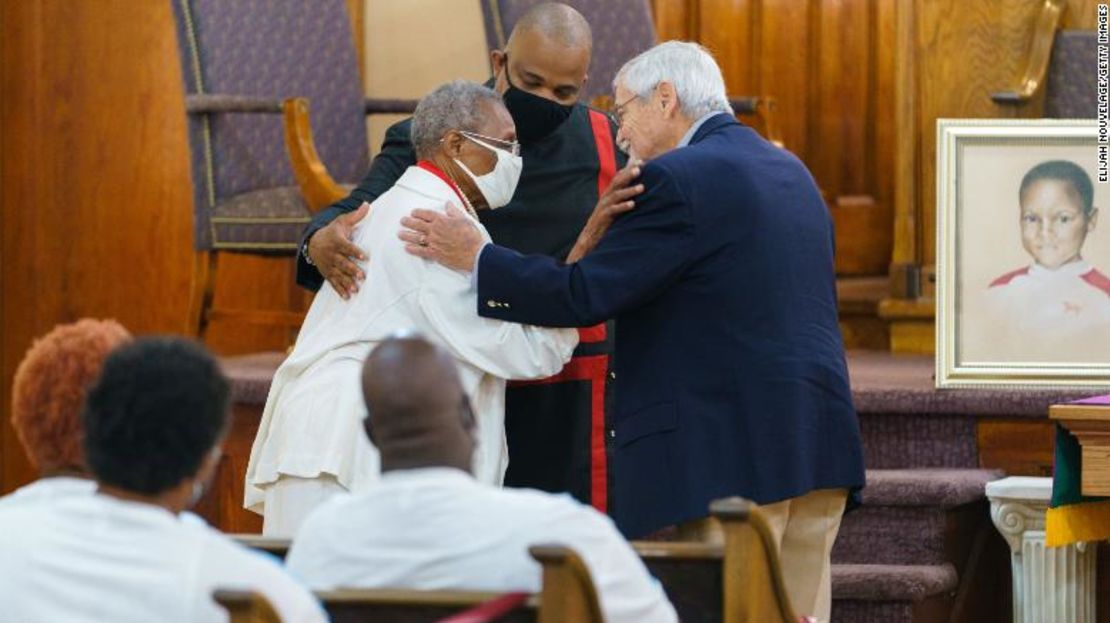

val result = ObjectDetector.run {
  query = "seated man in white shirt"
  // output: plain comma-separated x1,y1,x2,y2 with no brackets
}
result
245,80,578,536
287,336,677,623
0,338,326,623
1,319,131,508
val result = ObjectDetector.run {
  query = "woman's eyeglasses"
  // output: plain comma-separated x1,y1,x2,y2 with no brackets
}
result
459,130,521,157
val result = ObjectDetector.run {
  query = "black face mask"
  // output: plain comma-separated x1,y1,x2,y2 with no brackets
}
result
500,57,576,143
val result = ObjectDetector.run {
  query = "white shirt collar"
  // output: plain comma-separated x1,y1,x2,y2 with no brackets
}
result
1028,259,1092,279
378,466,475,485
0,476,95,507
678,111,730,148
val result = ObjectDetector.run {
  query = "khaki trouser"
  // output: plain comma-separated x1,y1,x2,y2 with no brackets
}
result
676,488,848,622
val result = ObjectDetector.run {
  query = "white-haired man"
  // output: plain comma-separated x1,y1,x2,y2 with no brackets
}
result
399,42,866,622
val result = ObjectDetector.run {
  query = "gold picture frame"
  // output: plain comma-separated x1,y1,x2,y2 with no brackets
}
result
936,118,1110,388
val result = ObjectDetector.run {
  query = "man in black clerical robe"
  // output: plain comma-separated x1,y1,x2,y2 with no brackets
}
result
296,4,628,511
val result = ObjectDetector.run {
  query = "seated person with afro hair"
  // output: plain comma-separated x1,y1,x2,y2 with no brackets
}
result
0,338,326,623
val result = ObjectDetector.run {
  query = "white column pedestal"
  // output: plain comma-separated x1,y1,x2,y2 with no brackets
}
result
986,476,1098,623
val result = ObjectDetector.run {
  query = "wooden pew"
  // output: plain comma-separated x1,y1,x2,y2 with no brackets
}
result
233,497,797,622
637,498,798,623
216,545,599,623
216,588,536,623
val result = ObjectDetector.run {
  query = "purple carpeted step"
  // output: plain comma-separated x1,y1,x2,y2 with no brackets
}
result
847,350,1086,470
833,469,1002,565
857,469,1003,507
831,564,958,623
833,563,958,600
220,352,283,405
858,413,979,469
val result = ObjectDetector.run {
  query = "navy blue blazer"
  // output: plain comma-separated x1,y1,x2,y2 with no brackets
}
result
476,113,866,538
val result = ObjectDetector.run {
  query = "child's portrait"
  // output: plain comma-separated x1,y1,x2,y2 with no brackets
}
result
956,144,1110,365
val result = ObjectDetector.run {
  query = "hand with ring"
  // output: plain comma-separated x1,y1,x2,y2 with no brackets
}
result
399,201,485,272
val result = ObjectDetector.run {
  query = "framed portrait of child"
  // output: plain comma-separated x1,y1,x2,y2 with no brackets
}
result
936,119,1110,388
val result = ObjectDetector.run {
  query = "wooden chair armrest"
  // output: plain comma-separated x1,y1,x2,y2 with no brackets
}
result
364,97,420,115
730,96,784,149
185,94,284,114
589,94,615,112
529,545,604,623
711,497,799,623
230,534,291,560
214,589,282,623
990,0,1066,105
282,97,348,213
186,94,346,214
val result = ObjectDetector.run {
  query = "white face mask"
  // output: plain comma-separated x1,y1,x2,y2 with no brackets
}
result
454,132,523,210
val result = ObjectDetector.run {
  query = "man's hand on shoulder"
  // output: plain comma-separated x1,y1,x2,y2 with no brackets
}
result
398,202,485,273
307,202,369,299
566,161,643,263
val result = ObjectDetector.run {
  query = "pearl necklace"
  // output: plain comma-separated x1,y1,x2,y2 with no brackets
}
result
444,171,480,220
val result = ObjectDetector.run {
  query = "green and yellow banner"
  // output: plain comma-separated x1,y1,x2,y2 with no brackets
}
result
1046,410,1110,546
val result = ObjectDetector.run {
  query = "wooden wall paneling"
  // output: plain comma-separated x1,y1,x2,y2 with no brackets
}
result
759,0,812,163
882,0,1073,353
913,0,1047,276
203,255,304,356
976,420,1055,477
810,0,891,276
873,0,897,262
888,0,918,299
651,0,694,41
1,0,198,493
697,0,759,96
656,0,895,347
346,0,366,84
811,0,869,202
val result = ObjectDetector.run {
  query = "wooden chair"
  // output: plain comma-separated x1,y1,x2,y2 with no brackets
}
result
989,0,1068,106
230,534,289,560
214,590,283,623
217,545,600,623
170,0,416,340
480,0,784,147
990,0,1097,118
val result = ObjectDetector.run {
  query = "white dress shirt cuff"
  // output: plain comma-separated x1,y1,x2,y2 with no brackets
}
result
470,242,490,291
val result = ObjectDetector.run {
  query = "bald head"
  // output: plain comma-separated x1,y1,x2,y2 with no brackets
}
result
490,2,592,114
508,2,592,51
361,336,475,473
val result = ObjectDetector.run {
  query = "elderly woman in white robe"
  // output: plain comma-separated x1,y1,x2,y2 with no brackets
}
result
245,81,578,536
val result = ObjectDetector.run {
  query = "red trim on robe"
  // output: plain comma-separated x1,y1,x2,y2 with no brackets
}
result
588,110,618,512
505,113,618,513
588,109,618,195
990,266,1030,288
416,160,469,209
1081,268,1110,296
511,355,609,513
